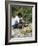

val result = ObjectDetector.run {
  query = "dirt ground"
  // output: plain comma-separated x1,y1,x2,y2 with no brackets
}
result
11,23,32,38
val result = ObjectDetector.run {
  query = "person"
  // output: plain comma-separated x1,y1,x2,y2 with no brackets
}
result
17,13,23,28
11,15,20,29
15,15,20,23
11,13,24,29
18,13,26,28
13,16,20,28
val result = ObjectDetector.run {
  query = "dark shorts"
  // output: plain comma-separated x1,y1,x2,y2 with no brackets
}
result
13,24,18,29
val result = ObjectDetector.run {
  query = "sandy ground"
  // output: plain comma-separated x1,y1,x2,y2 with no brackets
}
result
11,24,32,38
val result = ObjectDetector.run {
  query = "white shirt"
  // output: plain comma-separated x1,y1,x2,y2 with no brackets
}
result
11,16,20,26
15,16,20,23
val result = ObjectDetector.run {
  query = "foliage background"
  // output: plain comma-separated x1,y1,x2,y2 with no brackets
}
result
11,6,32,24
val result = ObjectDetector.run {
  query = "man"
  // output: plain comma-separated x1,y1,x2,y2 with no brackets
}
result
13,15,20,28
11,15,20,29
17,13,23,28
11,13,24,29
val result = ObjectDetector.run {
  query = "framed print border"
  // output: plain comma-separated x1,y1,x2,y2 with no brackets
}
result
5,1,37,45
